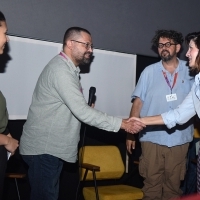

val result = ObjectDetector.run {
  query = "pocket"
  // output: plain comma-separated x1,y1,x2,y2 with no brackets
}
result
139,155,146,178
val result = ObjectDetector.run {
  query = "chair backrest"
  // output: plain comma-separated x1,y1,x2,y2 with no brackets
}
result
79,145,125,181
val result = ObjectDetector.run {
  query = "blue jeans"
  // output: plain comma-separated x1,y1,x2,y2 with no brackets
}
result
22,154,63,200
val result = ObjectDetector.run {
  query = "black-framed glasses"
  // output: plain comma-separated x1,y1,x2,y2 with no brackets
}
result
71,40,93,50
158,42,177,49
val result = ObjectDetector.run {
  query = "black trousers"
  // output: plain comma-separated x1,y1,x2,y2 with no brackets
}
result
0,146,7,199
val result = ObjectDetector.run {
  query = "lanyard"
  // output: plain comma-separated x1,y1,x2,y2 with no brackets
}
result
162,71,178,93
59,52,83,93
59,52,68,60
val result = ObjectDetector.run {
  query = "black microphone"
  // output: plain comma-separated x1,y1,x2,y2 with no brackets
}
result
88,87,96,106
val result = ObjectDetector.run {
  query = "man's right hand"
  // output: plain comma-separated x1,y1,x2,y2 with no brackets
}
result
126,139,135,154
121,117,145,134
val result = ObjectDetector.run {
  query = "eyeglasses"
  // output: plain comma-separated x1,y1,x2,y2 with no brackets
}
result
71,40,93,50
158,42,177,49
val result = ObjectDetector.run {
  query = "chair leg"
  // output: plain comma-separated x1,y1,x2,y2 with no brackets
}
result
92,170,99,200
76,169,89,200
14,178,21,200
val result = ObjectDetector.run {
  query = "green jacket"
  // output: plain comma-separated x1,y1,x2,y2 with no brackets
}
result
0,91,8,134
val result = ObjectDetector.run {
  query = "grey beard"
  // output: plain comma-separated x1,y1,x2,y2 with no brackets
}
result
161,55,173,62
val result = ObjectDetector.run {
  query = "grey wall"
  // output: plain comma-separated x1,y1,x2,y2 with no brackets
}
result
1,1,199,59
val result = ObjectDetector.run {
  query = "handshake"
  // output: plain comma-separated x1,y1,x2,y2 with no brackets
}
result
121,117,145,134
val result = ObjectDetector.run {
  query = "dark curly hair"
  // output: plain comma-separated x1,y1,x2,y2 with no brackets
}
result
152,30,183,47
185,32,200,72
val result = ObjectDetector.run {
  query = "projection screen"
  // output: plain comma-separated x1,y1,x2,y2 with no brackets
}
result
0,36,136,119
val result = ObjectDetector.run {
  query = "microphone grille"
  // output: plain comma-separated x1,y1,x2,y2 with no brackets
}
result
89,86,96,93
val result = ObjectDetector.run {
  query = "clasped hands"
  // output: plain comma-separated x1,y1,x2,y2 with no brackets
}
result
122,117,145,134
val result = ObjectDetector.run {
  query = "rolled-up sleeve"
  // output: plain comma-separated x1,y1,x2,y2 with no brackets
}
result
161,90,196,129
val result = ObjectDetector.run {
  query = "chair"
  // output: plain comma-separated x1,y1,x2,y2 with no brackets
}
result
5,173,26,200
79,145,143,200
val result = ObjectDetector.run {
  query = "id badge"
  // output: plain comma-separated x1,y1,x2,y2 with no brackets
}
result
166,93,177,102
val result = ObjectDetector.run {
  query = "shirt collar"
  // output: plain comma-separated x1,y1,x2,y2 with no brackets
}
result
159,58,181,75
59,51,80,74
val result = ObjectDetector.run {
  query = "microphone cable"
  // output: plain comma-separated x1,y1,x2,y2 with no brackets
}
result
75,87,96,200
75,124,87,200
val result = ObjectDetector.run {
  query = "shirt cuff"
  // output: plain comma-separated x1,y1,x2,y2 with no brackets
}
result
161,111,177,129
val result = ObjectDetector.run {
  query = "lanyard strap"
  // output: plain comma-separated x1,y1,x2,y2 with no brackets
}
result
59,52,68,60
162,71,178,92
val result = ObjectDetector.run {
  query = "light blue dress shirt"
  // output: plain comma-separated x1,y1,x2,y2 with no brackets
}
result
162,72,200,128
132,59,194,147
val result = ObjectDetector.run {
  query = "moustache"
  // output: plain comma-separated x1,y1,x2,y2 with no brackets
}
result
161,50,169,54
85,52,92,57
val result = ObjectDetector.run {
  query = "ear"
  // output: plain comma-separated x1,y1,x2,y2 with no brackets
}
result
176,44,181,53
66,40,73,50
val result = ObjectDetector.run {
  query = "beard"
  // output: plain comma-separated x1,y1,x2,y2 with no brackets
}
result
79,53,91,65
160,50,174,62
74,51,92,66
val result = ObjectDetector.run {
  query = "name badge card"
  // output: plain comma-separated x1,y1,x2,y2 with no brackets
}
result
166,93,177,102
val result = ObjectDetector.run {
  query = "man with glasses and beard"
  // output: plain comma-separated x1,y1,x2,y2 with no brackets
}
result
19,27,144,200
126,30,194,200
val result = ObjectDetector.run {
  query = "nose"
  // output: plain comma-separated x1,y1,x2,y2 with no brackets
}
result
186,49,190,57
88,46,93,52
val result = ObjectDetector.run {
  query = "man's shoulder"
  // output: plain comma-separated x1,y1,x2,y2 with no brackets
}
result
38,55,70,79
48,54,66,66
148,60,162,68
142,61,161,73
45,55,70,71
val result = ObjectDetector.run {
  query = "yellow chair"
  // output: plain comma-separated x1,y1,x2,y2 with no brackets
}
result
79,145,143,200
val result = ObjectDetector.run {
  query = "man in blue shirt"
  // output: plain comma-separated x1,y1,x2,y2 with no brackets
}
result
126,30,194,200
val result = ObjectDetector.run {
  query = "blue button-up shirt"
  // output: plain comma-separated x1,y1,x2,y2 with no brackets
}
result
132,59,194,147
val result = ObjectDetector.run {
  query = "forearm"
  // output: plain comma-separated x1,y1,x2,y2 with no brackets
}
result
0,133,9,145
141,91,195,127
129,97,143,118
0,133,19,153
141,115,164,125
